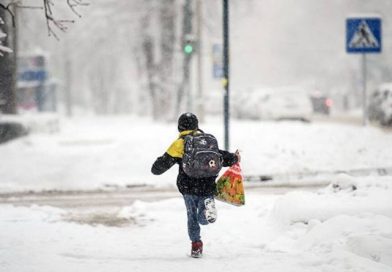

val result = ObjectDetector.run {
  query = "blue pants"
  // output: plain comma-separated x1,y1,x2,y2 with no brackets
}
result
183,194,214,242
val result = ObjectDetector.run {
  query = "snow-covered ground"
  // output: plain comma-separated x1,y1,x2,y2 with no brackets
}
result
0,115,392,192
1,176,392,271
1,115,392,271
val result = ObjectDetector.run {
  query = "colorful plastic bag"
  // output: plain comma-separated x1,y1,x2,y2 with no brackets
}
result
215,163,245,206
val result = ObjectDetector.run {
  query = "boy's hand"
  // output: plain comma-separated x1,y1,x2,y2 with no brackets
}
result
235,149,241,163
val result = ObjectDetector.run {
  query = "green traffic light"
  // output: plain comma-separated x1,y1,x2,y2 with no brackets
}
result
184,44,193,54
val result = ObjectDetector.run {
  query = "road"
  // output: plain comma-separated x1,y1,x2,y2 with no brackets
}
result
0,184,322,227
0,184,324,208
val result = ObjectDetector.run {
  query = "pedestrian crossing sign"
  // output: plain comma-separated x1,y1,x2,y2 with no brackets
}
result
346,17,381,53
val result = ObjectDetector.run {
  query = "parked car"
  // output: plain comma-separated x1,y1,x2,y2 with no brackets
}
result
309,93,333,115
233,90,262,120
368,83,392,126
234,87,313,122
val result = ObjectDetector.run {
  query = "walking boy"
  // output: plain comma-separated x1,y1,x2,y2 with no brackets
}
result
151,112,239,258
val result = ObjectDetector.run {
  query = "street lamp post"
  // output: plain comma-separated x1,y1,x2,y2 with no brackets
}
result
223,0,230,150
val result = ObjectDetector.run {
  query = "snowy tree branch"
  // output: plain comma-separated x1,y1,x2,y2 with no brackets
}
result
43,0,89,40
0,0,88,47
66,0,88,18
0,1,18,55
0,0,88,57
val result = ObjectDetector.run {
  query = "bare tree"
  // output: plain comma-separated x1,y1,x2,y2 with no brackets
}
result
42,0,88,40
0,0,87,114
0,0,88,43
0,2,16,56
1,0,180,117
0,6,15,113
139,0,178,120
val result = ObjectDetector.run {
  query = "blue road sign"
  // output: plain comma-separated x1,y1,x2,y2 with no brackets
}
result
212,44,223,79
346,17,382,53
19,70,47,82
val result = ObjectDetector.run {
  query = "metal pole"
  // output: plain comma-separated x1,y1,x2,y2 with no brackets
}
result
223,0,230,150
362,53,367,126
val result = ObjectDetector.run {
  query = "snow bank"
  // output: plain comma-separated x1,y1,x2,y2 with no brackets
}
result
0,113,60,134
297,214,392,268
267,175,392,270
271,175,392,224
1,190,392,271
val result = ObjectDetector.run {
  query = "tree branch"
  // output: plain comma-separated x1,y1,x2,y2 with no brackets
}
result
42,0,88,40
0,1,17,27
67,0,88,18
0,0,88,55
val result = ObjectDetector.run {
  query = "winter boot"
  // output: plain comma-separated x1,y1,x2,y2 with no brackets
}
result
191,240,203,258
204,197,217,223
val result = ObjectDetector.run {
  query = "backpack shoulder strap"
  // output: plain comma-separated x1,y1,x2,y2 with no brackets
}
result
179,129,204,139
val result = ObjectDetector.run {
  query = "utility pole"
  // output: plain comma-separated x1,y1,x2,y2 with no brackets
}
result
223,0,230,150
361,53,367,126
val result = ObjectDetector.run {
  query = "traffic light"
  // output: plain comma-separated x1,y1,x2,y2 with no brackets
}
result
183,34,195,55
184,43,194,54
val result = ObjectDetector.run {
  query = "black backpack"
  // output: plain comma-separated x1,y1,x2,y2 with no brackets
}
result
181,130,223,178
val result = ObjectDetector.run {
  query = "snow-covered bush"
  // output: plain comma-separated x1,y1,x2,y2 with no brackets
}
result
0,16,12,56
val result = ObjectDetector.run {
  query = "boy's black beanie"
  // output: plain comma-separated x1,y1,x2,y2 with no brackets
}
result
178,112,199,132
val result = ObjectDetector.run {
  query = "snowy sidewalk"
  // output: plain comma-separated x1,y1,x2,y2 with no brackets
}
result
1,177,392,272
